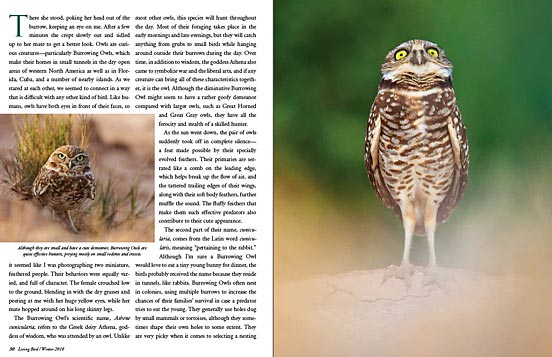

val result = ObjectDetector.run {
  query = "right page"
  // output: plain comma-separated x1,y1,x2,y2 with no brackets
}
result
274,1,552,355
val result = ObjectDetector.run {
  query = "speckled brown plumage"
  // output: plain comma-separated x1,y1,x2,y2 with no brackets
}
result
33,145,96,233
364,39,469,286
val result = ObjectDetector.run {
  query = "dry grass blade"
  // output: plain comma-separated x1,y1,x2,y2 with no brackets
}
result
74,114,91,149
124,169,155,222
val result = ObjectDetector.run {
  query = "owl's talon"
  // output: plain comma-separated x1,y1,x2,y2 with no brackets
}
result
423,266,454,291
381,263,416,289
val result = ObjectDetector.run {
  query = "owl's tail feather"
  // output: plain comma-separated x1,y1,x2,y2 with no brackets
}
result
398,208,426,236
414,224,426,237
413,190,427,237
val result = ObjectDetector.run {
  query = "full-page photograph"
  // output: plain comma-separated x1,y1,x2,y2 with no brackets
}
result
274,0,552,355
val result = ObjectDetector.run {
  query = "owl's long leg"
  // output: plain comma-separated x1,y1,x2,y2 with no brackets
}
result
63,211,79,233
382,200,417,288
424,201,438,267
401,206,415,265
423,201,451,288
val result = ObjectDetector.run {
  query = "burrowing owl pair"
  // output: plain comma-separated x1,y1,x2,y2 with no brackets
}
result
33,145,96,233
365,39,469,287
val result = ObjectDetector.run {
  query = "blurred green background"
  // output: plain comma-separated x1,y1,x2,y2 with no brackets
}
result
274,0,552,280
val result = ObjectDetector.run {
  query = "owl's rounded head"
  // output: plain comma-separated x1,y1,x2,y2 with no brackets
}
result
48,145,90,171
381,39,453,81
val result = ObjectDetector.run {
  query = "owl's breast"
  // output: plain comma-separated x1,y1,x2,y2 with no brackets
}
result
377,87,457,202
36,170,95,211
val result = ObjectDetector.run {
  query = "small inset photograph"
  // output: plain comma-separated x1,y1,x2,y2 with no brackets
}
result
0,114,154,242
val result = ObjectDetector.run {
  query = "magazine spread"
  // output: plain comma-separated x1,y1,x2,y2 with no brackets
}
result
5,0,552,356
1,0,272,355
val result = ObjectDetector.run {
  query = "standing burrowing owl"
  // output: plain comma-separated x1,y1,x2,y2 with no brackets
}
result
365,39,469,287
33,145,96,233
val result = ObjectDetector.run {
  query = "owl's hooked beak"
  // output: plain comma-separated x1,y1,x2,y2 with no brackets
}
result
67,160,72,169
410,50,425,65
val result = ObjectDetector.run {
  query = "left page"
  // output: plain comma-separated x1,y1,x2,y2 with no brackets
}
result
0,0,273,355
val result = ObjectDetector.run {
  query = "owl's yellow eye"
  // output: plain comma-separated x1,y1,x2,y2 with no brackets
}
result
427,48,439,57
57,153,65,160
76,155,84,162
394,49,408,61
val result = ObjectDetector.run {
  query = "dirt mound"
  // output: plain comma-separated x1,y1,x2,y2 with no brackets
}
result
276,268,552,356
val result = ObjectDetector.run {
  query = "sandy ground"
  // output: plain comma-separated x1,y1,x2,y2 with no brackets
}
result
0,114,154,242
276,268,552,357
